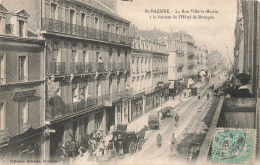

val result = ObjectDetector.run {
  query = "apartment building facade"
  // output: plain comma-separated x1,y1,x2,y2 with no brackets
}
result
2,0,132,159
130,37,169,120
0,4,45,160
196,45,208,72
159,32,184,95
234,0,260,158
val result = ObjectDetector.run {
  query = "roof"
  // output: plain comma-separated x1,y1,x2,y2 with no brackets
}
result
0,4,8,13
12,9,30,17
75,0,130,23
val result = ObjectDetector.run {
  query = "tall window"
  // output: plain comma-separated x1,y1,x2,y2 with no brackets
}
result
107,24,110,32
96,80,101,97
70,10,75,24
0,56,4,83
0,103,5,130
72,120,78,141
116,26,119,34
18,100,28,133
72,83,78,102
51,3,57,19
95,17,99,29
0,17,3,35
18,20,24,37
81,13,85,26
18,56,27,81
84,117,88,134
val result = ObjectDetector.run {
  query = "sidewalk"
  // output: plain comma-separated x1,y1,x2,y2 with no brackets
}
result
126,82,206,132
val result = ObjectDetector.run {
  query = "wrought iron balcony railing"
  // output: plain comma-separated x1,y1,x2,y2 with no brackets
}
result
96,62,108,72
125,62,131,71
116,62,125,71
47,62,66,75
42,18,131,45
70,62,86,74
108,62,117,72
18,75,27,82
46,89,133,121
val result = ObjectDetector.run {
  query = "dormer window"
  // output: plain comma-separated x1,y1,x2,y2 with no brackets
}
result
18,20,24,37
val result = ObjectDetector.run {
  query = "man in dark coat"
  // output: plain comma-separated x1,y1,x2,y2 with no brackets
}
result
156,132,162,148
230,73,252,98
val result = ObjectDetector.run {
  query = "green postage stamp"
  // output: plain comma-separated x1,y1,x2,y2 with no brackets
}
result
212,128,256,165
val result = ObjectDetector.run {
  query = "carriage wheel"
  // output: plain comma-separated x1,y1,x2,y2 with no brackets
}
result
129,142,137,155
137,139,144,151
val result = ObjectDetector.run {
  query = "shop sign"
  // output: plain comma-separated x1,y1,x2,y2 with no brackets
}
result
48,80,60,97
12,90,36,100
105,101,112,107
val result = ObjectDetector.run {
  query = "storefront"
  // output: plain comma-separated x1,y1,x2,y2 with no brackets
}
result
145,93,154,112
131,96,143,121
0,127,44,161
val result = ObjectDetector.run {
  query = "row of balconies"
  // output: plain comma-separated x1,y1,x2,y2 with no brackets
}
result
46,89,133,121
47,62,130,75
42,18,131,45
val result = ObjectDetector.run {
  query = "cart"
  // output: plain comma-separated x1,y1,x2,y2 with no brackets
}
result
187,142,201,162
162,106,174,118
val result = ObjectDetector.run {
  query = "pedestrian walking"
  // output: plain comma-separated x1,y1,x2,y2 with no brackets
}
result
156,132,162,148
198,95,201,99
88,142,94,161
175,114,179,127
207,93,210,100
171,133,177,152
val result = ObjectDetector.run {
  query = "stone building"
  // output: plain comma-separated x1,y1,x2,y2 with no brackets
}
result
130,36,169,120
2,0,132,159
0,3,45,161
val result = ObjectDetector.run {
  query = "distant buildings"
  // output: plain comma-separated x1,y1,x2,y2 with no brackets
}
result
158,31,208,94
130,36,169,119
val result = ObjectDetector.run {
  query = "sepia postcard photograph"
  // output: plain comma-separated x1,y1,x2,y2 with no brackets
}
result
0,0,259,164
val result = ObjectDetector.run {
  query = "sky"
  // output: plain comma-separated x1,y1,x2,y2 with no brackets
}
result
116,0,237,65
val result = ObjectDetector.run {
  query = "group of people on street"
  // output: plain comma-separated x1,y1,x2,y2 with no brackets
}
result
55,130,106,163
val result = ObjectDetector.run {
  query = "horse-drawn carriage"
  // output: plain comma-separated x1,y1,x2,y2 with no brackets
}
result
97,124,147,162
112,123,146,155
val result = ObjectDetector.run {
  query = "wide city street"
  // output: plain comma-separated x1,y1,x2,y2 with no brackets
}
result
74,72,225,165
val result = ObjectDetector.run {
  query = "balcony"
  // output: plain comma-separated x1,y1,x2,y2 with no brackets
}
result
42,18,131,46
70,62,86,74
125,62,131,72
18,75,27,82
46,89,133,121
108,62,117,72
47,62,66,75
96,62,108,72
0,128,10,143
116,62,125,71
